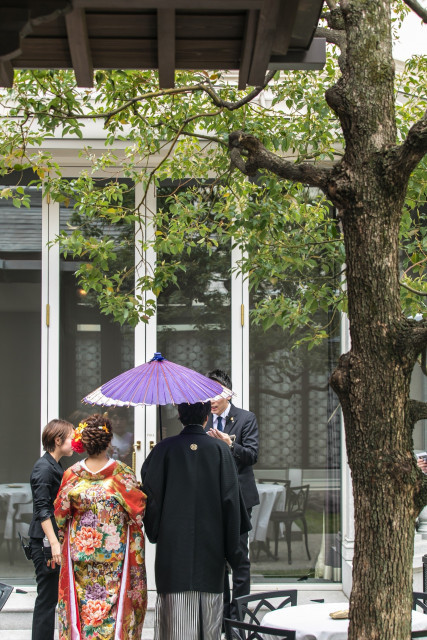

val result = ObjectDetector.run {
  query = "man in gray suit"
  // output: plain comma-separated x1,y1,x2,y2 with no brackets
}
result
206,369,259,621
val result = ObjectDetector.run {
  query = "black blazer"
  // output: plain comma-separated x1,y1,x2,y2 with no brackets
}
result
28,452,64,539
207,403,260,510
141,424,250,594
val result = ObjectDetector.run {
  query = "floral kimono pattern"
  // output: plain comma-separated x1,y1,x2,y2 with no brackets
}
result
54,460,147,640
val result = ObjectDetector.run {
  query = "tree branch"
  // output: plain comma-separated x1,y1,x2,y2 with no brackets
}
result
93,86,207,122
322,8,345,29
158,120,226,147
330,351,351,397
315,25,347,69
387,109,427,180
228,130,332,191
400,281,427,295
412,325,427,353
315,26,346,49
202,70,276,111
408,399,427,425
12,72,276,124
258,384,328,400
135,108,223,211
403,0,427,23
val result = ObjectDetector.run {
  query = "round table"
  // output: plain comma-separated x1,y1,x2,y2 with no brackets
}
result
250,483,286,543
261,602,427,640
0,483,32,540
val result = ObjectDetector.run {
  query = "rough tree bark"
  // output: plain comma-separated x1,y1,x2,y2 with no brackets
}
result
228,1,427,638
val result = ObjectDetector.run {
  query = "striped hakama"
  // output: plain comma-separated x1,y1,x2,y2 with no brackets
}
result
154,591,223,640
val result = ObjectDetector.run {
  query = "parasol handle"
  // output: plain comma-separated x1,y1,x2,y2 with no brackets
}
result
158,406,163,441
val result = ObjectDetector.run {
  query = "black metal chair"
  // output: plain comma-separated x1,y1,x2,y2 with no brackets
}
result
0,583,13,612
224,618,296,640
413,592,427,614
411,594,427,638
235,590,297,625
269,485,311,564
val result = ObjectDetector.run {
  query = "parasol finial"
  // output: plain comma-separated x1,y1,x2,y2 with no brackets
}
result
150,352,165,361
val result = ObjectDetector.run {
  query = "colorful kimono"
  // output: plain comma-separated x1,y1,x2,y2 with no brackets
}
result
54,459,147,640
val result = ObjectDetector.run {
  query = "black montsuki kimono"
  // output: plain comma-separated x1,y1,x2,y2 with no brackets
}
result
141,423,251,594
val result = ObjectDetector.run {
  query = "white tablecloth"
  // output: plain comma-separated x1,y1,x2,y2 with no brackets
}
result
250,483,286,543
261,602,427,640
0,483,32,540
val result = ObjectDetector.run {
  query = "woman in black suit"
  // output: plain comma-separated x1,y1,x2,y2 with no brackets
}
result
28,419,74,640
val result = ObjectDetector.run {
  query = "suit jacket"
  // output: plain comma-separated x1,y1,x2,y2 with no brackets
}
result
141,424,250,594
207,403,260,510
28,452,64,539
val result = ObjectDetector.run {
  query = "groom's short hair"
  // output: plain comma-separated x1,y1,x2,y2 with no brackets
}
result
207,369,232,390
178,402,211,426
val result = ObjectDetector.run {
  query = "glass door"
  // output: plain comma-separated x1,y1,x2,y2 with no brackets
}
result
58,183,136,470
155,182,232,439
249,299,342,583
0,185,42,582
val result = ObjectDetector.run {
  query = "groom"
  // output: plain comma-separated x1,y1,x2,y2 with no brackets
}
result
206,369,259,620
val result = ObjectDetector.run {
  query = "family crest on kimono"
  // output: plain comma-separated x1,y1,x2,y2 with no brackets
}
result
54,413,147,640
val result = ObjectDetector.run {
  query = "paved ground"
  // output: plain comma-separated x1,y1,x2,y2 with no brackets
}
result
0,535,346,640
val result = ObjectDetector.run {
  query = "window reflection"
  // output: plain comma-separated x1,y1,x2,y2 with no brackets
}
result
0,186,41,581
155,181,342,583
250,302,341,582
58,182,135,469
156,183,231,439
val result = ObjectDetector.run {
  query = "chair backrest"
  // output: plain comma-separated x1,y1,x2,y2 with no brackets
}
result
285,485,310,515
0,583,13,612
413,592,427,614
14,497,33,520
235,590,297,625
224,618,296,640
411,631,427,638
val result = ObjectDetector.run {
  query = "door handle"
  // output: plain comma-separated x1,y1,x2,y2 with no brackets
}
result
132,440,141,473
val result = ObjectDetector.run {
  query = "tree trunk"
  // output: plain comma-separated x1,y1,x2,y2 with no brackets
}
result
331,195,418,638
328,2,421,637
227,1,427,635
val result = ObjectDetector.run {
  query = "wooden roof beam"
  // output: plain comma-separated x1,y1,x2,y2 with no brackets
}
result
65,7,93,87
272,1,299,55
238,9,258,90
269,37,326,71
0,60,14,88
248,0,282,86
74,0,263,9
157,9,175,88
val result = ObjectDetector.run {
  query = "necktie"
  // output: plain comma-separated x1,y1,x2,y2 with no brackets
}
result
217,416,223,432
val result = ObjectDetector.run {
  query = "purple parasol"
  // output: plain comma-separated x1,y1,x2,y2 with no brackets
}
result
82,352,232,408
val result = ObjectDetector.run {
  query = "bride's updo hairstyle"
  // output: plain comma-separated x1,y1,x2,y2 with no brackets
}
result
81,413,113,455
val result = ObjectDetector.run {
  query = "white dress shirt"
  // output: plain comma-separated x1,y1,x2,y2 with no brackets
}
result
214,404,231,429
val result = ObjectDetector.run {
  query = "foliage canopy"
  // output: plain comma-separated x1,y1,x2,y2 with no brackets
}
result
0,35,426,345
